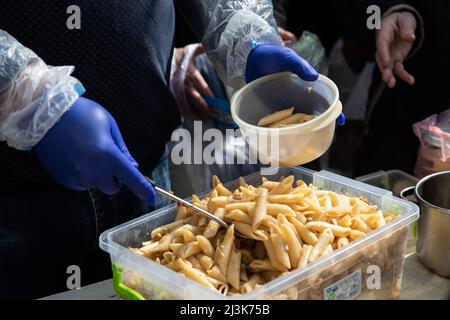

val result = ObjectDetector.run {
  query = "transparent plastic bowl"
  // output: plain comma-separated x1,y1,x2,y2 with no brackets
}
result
230,72,342,166
100,167,419,300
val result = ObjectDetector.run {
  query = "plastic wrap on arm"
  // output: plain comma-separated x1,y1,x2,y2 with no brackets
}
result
0,30,84,150
202,0,281,89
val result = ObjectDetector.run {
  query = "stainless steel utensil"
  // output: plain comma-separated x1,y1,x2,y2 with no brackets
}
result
145,177,250,239
401,171,450,278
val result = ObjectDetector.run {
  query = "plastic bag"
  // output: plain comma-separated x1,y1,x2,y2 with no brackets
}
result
286,31,329,75
413,108,450,178
0,30,83,150
202,0,280,89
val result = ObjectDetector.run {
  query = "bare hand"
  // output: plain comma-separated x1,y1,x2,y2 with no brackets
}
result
176,45,213,121
376,11,417,88
278,27,297,45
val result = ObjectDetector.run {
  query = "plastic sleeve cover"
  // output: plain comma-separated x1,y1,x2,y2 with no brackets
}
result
202,0,281,89
0,29,84,150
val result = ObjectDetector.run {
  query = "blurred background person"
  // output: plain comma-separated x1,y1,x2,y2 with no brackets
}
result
330,1,449,178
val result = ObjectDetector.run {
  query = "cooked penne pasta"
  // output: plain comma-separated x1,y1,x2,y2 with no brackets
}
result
268,113,313,128
336,237,349,249
224,209,253,225
287,217,319,246
306,221,351,237
224,202,255,213
212,175,220,189
178,259,216,291
298,245,313,268
214,225,235,275
186,255,202,270
270,233,291,269
182,229,197,243
203,208,225,238
261,180,279,191
178,241,202,259
251,188,268,229
216,183,232,197
131,174,397,297
196,235,215,257
218,284,229,296
338,215,352,228
241,274,263,294
233,222,268,241
239,176,248,187
349,229,366,240
268,176,294,195
308,228,334,262
226,247,242,290
351,216,371,233
363,211,386,229
266,203,296,217
197,254,215,271
257,107,294,127
175,206,189,220
206,265,228,283
151,218,187,240
281,222,302,268
268,194,305,204
208,196,232,212
239,186,254,197
248,259,279,272
263,239,288,272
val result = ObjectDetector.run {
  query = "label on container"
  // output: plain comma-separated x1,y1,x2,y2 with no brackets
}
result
323,269,361,300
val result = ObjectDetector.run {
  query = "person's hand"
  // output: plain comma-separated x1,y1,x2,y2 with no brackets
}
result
376,11,417,88
245,43,319,83
175,45,213,120
34,97,156,204
278,27,296,45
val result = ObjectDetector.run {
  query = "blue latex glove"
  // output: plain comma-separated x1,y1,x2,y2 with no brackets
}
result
246,43,345,126
245,43,319,83
34,97,156,204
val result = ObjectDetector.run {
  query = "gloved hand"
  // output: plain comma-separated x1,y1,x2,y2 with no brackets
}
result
245,43,319,83
34,97,156,204
246,43,345,126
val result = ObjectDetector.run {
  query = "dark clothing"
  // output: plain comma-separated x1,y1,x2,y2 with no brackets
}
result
0,0,178,298
333,1,450,176
0,154,170,300
0,0,179,184
273,0,341,56
0,184,143,299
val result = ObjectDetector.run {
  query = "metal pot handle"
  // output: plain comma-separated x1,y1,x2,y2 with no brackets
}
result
400,186,418,204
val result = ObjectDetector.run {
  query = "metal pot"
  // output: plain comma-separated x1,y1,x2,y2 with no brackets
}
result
401,171,450,278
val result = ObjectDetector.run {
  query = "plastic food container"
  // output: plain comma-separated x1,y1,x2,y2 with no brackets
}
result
230,72,342,166
356,170,419,245
356,170,419,199
100,167,419,300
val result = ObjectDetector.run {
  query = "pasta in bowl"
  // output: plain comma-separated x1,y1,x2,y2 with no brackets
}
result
128,175,397,297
